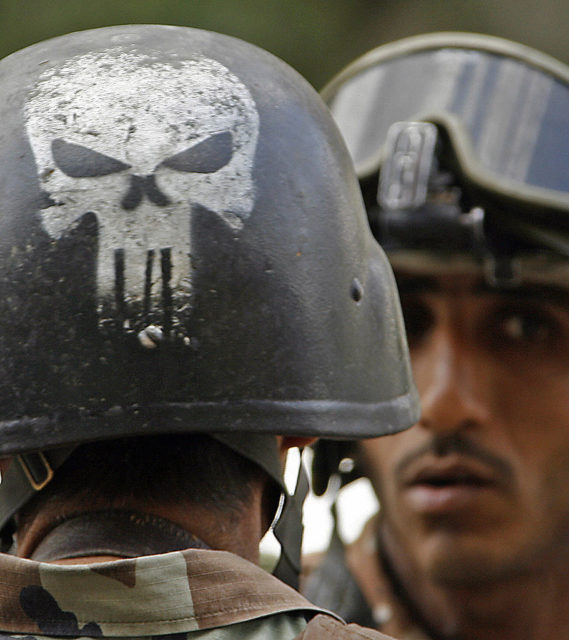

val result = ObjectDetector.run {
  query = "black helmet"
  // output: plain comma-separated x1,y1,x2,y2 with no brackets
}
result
0,25,418,584
313,32,569,494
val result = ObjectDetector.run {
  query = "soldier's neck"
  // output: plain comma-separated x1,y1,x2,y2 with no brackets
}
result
17,497,265,566
381,526,569,640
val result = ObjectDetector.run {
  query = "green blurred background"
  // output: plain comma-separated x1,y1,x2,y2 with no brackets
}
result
1,0,567,89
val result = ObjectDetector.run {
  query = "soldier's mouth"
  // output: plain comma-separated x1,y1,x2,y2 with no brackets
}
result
401,457,500,514
410,466,493,488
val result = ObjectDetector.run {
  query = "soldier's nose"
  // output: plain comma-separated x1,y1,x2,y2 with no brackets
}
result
121,174,171,210
418,327,490,435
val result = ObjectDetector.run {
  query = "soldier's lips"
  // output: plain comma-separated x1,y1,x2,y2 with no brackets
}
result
400,455,501,514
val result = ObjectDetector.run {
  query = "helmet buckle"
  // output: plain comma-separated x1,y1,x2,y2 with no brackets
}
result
16,452,54,491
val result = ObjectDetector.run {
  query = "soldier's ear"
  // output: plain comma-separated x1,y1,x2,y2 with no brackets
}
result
0,458,11,478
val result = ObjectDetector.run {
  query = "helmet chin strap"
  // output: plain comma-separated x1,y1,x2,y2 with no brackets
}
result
271,454,309,589
0,447,76,552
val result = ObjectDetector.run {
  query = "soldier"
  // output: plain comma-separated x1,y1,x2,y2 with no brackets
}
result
306,33,569,640
0,24,420,640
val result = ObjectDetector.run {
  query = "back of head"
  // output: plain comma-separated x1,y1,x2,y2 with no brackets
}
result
0,25,419,584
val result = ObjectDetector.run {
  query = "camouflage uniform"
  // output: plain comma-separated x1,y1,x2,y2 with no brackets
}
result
0,548,395,640
304,517,430,640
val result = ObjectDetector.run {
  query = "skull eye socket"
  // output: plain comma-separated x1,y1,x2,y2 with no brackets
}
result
161,131,233,173
52,138,131,178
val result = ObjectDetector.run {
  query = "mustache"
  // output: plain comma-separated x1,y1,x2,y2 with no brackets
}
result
394,433,515,486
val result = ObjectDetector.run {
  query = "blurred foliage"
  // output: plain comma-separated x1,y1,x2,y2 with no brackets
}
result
0,0,567,88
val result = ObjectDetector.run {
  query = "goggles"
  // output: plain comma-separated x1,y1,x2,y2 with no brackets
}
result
323,33,569,223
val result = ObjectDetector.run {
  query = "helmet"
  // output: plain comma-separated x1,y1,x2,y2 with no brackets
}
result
0,25,418,584
313,32,569,494
323,32,569,286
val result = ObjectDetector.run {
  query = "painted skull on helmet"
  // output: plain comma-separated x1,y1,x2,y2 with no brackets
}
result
24,49,260,328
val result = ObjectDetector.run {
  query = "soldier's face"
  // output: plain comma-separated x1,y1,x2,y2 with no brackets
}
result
360,272,569,585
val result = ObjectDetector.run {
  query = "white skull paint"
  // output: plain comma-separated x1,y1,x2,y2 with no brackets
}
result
25,49,260,327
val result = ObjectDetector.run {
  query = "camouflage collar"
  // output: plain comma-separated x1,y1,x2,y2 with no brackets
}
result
0,548,328,636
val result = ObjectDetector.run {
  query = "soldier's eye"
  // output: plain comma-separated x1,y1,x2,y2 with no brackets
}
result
161,131,233,173
52,138,131,177
497,309,556,345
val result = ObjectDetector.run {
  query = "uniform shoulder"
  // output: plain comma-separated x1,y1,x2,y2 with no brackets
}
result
295,614,395,639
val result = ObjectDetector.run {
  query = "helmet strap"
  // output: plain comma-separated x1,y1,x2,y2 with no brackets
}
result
0,447,75,552
272,456,309,589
